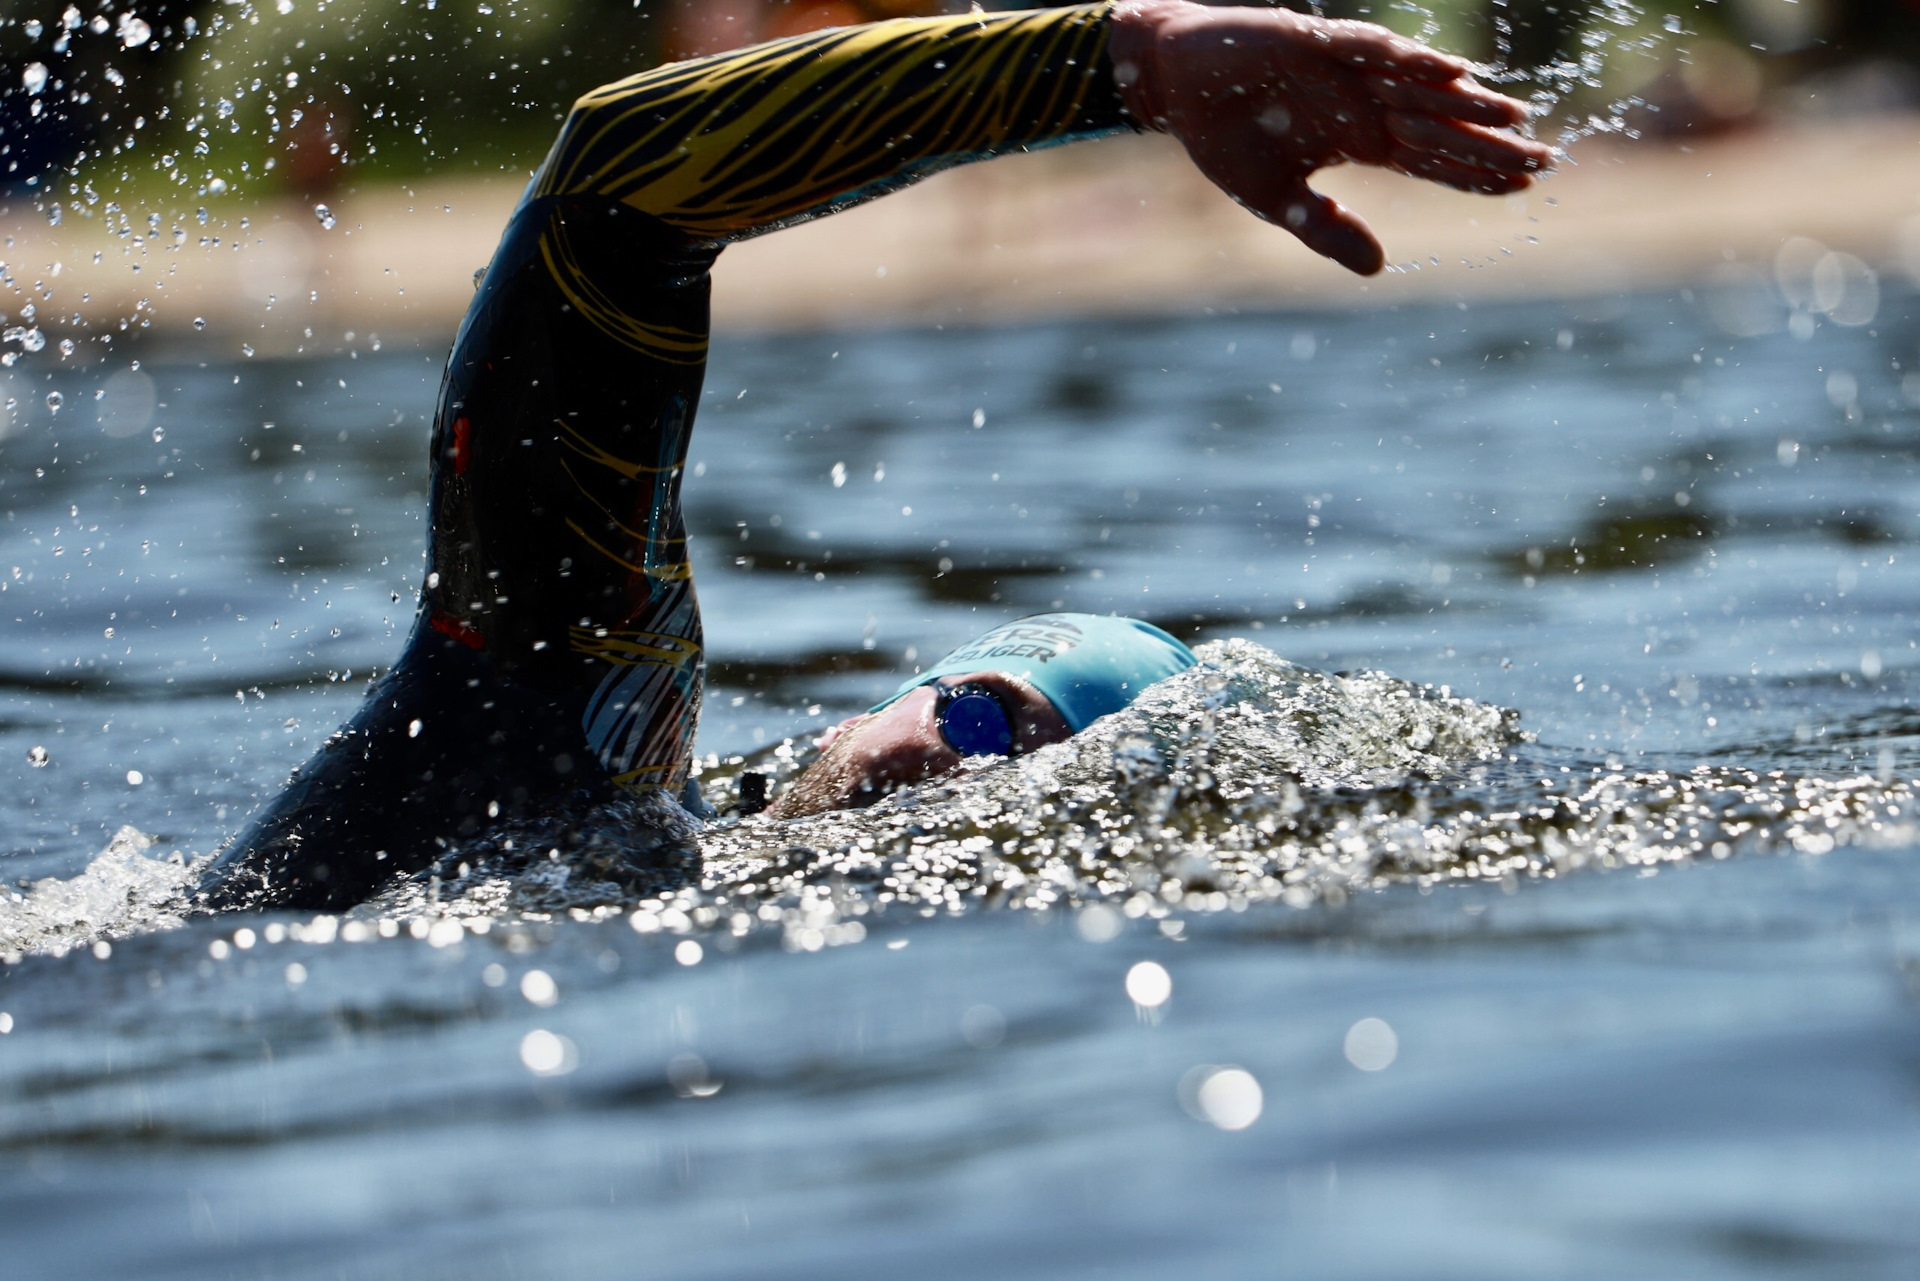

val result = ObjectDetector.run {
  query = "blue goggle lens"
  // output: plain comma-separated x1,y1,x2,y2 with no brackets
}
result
936,684,1014,757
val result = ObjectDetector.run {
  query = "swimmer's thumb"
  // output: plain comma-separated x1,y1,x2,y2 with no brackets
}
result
1273,186,1384,277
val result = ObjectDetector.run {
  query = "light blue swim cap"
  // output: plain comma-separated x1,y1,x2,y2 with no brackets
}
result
878,613,1197,732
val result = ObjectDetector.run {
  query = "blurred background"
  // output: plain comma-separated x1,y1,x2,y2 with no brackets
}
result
10,7,1920,1275
5,0,1920,349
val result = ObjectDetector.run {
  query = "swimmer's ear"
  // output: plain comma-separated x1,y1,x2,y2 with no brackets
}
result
1266,184,1385,277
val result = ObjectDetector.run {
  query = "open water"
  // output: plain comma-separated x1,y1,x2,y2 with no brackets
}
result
3,281,1920,1277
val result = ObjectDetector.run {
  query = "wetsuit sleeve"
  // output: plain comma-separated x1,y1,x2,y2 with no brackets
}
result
532,3,1128,241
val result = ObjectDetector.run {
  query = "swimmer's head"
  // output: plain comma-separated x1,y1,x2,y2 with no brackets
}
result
771,613,1196,817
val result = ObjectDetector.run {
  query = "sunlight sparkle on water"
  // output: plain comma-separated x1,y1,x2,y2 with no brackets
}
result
1180,1065,1263,1131
1344,1018,1399,1072
519,1029,576,1076
519,969,558,1006
1126,960,1171,1008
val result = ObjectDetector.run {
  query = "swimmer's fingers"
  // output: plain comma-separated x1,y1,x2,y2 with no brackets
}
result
1271,183,1385,276
1312,16,1469,84
1386,142,1537,196
1367,72,1535,129
1387,111,1554,178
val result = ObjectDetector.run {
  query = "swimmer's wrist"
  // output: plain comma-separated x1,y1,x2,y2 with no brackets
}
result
1106,0,1186,132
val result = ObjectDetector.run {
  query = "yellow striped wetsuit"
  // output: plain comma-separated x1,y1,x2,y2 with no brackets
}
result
202,4,1131,909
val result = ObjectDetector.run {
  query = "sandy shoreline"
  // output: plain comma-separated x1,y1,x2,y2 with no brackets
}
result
6,117,1920,357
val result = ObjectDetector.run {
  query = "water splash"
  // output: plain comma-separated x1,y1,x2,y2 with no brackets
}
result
0,827,203,962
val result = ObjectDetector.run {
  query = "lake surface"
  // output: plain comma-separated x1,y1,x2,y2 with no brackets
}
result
3,282,1919,1277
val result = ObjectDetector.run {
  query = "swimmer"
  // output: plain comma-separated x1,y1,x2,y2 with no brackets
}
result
198,0,1554,909
771,613,1197,818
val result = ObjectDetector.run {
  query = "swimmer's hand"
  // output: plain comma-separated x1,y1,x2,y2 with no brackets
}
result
1108,0,1556,275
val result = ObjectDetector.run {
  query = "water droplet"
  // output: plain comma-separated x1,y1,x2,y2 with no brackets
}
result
519,969,558,1005
126,769,143,786
216,99,235,120
206,178,228,196
277,0,294,12
21,63,47,96
27,746,49,767
192,317,207,331
151,426,165,443
118,15,151,46
45,391,63,414
241,344,255,357
313,203,336,231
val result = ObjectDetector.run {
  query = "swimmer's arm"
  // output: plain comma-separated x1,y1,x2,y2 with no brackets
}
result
534,4,1127,241
1107,0,1555,274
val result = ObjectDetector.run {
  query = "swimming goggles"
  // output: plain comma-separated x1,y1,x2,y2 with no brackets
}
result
934,681,1016,757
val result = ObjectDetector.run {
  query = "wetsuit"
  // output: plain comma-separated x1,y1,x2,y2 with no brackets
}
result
200,4,1131,909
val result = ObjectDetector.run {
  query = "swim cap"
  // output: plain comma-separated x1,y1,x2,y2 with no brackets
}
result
877,613,1197,732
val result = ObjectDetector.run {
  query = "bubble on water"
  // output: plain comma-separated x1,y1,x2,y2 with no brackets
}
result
1344,1017,1399,1071
21,63,47,96
314,204,336,231
117,14,151,46
27,746,49,768
45,392,63,414
1126,960,1171,1008
519,1029,576,1076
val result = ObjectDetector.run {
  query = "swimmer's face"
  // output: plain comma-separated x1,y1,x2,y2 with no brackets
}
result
770,672,1072,818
